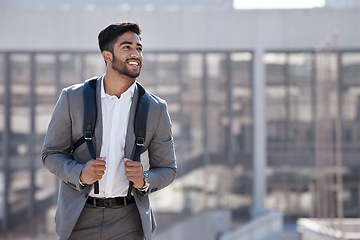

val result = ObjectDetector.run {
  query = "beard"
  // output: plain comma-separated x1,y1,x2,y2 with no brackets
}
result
112,55,141,79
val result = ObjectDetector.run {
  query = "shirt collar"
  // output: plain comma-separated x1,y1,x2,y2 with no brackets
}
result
101,76,136,100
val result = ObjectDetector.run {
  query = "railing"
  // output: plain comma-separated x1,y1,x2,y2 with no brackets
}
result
297,218,360,240
267,182,360,221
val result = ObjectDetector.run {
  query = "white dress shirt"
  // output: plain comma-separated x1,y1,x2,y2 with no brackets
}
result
89,77,135,198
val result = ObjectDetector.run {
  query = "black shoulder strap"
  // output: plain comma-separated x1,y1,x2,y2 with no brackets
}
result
133,82,150,158
72,77,99,194
126,82,150,199
83,78,99,194
72,77,98,150
83,77,99,194
83,78,97,157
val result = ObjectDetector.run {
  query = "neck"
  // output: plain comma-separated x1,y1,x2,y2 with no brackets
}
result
103,71,135,98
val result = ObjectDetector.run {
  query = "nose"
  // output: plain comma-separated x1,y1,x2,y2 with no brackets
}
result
130,49,142,59
130,53,139,59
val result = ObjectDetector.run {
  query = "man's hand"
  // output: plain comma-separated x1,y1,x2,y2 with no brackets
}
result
80,157,106,185
125,158,145,188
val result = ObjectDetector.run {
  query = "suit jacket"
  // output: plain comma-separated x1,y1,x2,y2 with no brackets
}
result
42,76,177,240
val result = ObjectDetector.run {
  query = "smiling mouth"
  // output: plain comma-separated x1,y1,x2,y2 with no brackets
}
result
127,61,140,67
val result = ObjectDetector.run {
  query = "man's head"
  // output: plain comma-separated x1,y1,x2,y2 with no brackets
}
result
98,22,141,54
98,22,143,79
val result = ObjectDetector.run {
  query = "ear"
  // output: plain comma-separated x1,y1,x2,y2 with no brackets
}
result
102,51,113,64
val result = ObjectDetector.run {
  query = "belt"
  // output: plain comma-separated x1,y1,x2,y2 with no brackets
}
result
86,196,135,208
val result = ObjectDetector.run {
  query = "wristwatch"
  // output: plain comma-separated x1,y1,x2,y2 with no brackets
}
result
138,172,150,191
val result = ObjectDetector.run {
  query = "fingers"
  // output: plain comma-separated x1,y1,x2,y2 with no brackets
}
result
80,157,145,188
124,158,142,167
124,158,143,175
80,157,106,185
93,157,106,166
88,158,106,171
125,158,144,188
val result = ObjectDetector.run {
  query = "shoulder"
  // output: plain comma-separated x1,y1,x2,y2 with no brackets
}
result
149,93,167,107
62,82,84,96
56,76,99,110
140,87,170,126
146,92,169,118
137,83,168,111
61,75,99,98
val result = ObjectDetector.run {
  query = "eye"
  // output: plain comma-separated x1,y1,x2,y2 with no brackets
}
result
137,47,143,52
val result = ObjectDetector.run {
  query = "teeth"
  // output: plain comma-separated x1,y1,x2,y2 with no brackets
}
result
128,62,139,66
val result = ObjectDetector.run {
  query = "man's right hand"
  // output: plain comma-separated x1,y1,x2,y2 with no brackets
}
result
79,157,106,185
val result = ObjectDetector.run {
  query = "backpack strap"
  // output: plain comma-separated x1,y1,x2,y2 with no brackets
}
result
72,77,99,194
126,82,150,199
72,77,98,151
83,78,99,194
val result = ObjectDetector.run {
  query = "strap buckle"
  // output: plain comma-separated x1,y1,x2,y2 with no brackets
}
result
136,137,144,147
84,131,92,141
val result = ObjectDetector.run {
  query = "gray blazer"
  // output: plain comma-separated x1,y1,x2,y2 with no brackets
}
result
42,76,177,240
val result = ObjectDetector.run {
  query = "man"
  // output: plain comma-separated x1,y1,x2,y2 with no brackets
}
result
42,22,177,240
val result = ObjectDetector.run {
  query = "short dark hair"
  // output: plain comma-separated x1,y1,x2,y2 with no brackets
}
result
98,22,141,53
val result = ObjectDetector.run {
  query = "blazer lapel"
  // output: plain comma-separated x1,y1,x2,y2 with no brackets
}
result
125,84,139,159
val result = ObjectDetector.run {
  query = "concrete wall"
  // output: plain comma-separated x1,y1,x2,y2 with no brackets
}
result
153,210,232,240
1,8,360,51
220,211,283,240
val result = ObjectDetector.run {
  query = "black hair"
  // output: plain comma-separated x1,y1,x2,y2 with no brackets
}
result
98,22,141,53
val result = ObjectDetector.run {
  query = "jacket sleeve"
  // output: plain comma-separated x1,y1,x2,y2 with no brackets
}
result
41,89,86,192
145,101,177,195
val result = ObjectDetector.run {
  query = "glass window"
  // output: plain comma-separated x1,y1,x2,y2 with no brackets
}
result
59,53,81,89
0,53,4,148
340,52,360,218
8,53,31,218
230,52,253,154
265,52,316,221
229,52,253,215
179,53,204,159
266,50,360,221
265,53,287,85
0,53,5,221
288,53,313,122
342,52,360,122
206,53,227,157
34,54,58,201
83,53,104,80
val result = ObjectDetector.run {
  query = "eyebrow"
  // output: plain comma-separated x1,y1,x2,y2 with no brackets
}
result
119,41,143,48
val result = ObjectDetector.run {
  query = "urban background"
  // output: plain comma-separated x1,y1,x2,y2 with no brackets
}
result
0,0,360,239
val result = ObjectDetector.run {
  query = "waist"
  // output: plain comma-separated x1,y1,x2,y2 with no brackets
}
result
86,196,135,208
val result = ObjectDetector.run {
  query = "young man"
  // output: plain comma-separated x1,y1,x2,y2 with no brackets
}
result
42,22,177,240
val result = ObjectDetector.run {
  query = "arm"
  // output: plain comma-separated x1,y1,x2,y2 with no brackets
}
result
145,101,177,194
41,89,86,191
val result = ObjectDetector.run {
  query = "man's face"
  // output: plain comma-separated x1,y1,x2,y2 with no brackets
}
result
110,31,143,79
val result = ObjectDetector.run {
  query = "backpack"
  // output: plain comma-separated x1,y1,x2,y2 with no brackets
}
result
72,77,150,197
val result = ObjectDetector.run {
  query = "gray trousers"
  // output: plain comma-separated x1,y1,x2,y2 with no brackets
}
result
68,202,144,240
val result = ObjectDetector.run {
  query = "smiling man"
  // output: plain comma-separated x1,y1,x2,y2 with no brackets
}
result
42,22,177,240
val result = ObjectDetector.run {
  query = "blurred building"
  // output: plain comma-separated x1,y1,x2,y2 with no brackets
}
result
0,0,233,10
326,0,360,8
0,1,360,239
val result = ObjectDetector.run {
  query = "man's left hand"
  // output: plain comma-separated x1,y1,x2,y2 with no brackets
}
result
125,158,145,188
